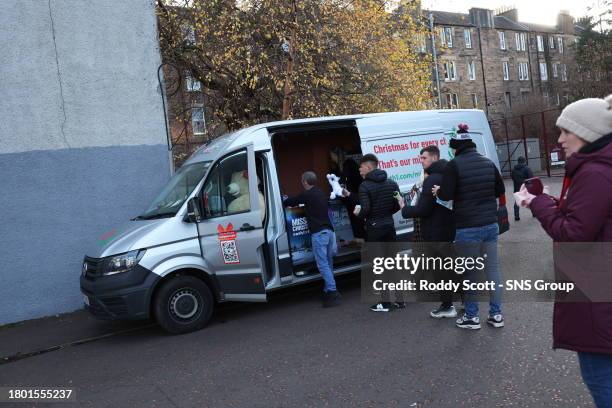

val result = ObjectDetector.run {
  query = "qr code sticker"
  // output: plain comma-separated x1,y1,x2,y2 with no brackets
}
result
220,240,240,264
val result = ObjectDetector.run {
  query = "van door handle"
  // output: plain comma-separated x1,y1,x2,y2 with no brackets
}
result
240,223,255,231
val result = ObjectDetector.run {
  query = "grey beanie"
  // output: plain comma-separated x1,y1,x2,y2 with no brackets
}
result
556,95,612,143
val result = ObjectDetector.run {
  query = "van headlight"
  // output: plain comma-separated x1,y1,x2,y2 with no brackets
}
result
102,250,145,276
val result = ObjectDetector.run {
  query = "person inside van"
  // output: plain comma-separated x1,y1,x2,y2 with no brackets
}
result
330,147,365,243
283,171,342,308
399,145,457,318
432,124,506,330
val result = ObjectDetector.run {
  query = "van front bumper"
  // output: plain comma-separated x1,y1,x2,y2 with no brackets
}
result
80,264,160,320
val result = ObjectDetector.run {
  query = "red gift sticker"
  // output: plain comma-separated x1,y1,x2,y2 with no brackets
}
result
217,223,240,264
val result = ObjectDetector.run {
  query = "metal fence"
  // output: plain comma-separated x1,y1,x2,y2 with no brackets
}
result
489,108,565,178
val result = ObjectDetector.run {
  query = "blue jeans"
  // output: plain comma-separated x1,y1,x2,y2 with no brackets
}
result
578,352,612,408
455,223,501,318
311,229,338,292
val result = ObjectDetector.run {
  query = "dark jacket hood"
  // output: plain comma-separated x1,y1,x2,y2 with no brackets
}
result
365,168,388,183
425,159,448,175
566,134,612,177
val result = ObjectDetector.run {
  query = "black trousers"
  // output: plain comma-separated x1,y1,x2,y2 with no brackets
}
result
366,225,398,303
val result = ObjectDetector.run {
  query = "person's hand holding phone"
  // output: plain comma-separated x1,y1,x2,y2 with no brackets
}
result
514,184,536,208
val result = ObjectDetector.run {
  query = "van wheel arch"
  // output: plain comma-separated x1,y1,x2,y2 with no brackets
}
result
149,269,219,334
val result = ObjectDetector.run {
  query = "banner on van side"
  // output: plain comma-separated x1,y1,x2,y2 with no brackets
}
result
285,201,354,265
364,134,451,185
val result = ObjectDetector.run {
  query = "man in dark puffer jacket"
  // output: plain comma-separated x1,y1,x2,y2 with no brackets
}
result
433,124,506,330
355,153,402,312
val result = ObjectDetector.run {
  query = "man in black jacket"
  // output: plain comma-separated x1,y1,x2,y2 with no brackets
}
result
400,146,457,318
510,156,533,221
354,154,402,312
432,125,506,330
284,171,341,308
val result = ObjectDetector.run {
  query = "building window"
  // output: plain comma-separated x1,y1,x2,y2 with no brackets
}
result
539,62,548,81
556,93,561,106
561,64,568,81
182,25,196,46
515,32,527,51
543,91,549,105
471,93,478,108
185,75,202,92
446,93,459,109
537,35,544,52
518,62,529,81
418,34,427,53
549,36,555,49
558,37,564,53
440,26,453,48
464,28,472,49
503,61,510,81
552,63,558,78
443,61,457,81
504,92,512,109
191,107,206,135
467,60,476,80
499,31,506,50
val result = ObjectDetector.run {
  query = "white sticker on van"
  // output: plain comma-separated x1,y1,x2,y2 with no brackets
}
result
364,134,450,185
217,223,240,264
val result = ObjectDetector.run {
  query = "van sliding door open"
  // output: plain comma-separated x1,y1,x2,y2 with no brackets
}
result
356,114,446,239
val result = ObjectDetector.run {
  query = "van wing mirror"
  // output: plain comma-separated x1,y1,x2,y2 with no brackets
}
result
185,197,202,223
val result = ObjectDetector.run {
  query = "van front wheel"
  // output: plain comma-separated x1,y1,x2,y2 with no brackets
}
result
154,276,214,334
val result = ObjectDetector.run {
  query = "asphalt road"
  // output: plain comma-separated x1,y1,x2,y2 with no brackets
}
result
0,177,595,408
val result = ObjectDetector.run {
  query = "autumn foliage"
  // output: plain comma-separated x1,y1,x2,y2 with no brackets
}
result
157,0,433,132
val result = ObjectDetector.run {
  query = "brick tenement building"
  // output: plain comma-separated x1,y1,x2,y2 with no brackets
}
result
423,7,584,121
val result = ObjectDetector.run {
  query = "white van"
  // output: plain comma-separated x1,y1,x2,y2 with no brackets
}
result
80,109,500,333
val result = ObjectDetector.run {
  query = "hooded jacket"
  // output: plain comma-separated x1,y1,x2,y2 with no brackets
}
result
511,163,533,192
357,168,400,229
401,160,456,242
530,134,612,354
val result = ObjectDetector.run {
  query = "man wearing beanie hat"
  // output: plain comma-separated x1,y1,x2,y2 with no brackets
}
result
516,95,612,408
433,123,506,330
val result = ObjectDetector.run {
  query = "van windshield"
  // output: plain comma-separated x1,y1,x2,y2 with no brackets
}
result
136,161,212,220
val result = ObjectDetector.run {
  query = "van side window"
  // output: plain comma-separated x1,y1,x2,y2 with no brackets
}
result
201,150,251,218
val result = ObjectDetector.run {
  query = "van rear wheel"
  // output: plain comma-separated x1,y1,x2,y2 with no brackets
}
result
154,276,214,334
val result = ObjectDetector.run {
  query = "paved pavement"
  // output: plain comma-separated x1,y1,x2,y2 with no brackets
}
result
0,177,595,408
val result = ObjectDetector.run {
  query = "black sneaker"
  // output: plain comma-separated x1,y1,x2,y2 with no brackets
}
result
392,302,406,309
456,315,481,330
487,314,505,328
430,305,457,318
370,302,392,312
515,217,520,221
322,291,341,308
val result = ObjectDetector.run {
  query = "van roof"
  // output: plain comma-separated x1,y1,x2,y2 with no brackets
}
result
183,109,483,165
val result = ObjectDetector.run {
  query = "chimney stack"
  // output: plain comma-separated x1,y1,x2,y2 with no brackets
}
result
557,10,574,34
469,8,495,28
497,7,518,22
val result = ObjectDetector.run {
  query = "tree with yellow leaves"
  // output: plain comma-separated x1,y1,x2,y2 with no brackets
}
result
157,0,433,132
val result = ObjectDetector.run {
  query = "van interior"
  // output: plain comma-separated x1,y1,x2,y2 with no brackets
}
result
270,121,364,275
